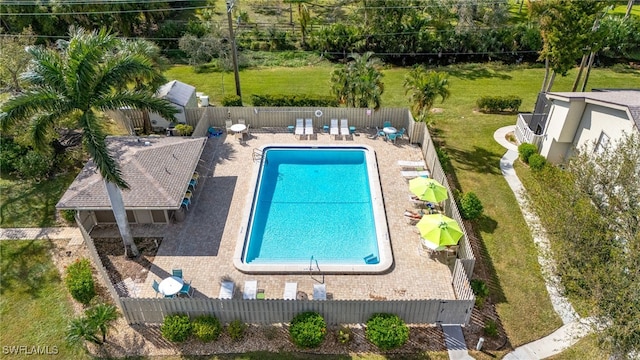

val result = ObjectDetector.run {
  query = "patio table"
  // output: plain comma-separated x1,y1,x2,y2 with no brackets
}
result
158,276,184,297
229,124,247,133
383,127,397,134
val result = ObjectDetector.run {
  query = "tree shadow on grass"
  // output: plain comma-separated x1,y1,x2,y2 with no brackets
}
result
0,240,60,298
446,146,503,176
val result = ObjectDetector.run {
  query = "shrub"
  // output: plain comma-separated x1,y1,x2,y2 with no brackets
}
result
250,94,339,107
471,279,489,308
161,314,192,342
289,311,327,348
365,313,409,350
64,258,96,305
174,124,193,136
528,154,547,172
484,319,499,338
459,192,484,220
518,143,538,163
337,326,352,344
191,315,222,342
227,319,246,341
16,150,52,181
222,95,243,107
476,95,522,113
436,146,451,173
0,136,27,174
61,209,77,223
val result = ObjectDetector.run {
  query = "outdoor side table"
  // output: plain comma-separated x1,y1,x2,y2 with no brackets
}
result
158,276,184,297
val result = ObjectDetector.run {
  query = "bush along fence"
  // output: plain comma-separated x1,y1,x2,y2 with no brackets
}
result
76,109,474,326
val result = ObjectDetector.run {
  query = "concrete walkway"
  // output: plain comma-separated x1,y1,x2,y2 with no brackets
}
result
443,325,475,360
0,227,84,245
493,126,590,359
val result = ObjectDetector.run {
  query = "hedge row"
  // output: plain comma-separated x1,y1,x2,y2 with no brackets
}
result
476,95,522,113
250,94,339,107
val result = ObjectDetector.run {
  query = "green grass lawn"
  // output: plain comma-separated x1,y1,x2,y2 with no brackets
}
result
0,173,77,228
0,240,90,359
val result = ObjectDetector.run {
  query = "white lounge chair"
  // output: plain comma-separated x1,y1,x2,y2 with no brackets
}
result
401,170,430,179
294,118,304,138
305,118,314,138
283,282,297,300
243,280,257,300
219,281,234,299
330,119,339,139
313,283,326,300
397,160,426,169
340,119,349,138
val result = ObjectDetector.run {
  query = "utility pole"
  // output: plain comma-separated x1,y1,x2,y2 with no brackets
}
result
226,0,242,102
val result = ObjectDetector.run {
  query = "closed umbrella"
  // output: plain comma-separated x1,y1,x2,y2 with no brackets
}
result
416,214,463,250
409,177,448,203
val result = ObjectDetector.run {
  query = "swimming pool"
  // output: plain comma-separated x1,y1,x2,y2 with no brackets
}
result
233,144,392,273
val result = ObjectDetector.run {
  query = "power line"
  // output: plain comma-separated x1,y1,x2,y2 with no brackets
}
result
0,4,215,16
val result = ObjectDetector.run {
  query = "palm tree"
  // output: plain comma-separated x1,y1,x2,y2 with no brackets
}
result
331,52,384,110
0,27,177,257
66,317,102,345
86,303,119,343
403,66,451,124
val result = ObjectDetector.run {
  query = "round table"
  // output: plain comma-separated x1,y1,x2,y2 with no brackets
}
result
158,276,184,297
229,124,247,133
383,126,397,134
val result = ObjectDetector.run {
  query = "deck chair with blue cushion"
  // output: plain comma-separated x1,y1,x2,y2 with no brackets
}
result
294,118,304,139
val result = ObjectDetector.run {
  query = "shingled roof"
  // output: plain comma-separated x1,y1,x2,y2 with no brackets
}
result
57,136,206,210
548,90,640,130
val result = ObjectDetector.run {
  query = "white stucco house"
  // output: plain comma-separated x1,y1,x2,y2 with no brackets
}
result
515,90,640,163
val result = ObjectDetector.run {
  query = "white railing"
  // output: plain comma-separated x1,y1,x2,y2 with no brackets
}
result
515,113,544,149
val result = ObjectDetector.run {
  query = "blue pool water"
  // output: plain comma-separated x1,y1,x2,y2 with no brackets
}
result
244,147,380,265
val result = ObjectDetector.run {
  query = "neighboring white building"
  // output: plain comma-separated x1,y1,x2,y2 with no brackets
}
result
516,90,640,163
149,80,198,131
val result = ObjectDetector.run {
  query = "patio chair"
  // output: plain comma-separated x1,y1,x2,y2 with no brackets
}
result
294,118,304,139
397,128,406,139
243,280,258,300
340,119,350,138
330,119,340,139
283,282,297,300
238,119,250,134
225,120,233,132
401,170,430,179
305,118,314,139
313,283,327,300
188,178,197,191
179,280,194,297
172,269,183,279
181,197,190,210
219,281,234,299
383,121,392,128
387,133,400,144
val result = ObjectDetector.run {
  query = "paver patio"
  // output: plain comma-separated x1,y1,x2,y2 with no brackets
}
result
91,128,456,301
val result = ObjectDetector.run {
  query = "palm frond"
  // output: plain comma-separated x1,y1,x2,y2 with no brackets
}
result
30,112,70,151
0,91,67,131
79,110,128,189
96,91,178,121
23,46,66,92
94,54,159,96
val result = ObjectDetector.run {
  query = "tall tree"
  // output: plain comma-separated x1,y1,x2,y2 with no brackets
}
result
0,27,177,257
529,0,609,92
0,27,35,92
403,66,450,124
330,52,384,110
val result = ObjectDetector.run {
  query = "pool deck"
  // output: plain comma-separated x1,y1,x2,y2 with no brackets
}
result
92,129,456,301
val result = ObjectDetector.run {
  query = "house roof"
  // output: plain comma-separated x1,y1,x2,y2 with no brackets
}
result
547,90,640,130
156,80,196,107
56,136,206,210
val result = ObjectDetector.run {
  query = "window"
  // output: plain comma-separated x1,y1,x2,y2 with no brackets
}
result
595,132,609,154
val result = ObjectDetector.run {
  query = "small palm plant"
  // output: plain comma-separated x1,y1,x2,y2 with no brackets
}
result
66,317,102,345
86,303,119,343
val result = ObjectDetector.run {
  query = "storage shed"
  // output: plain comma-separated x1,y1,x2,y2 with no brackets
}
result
149,80,198,131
